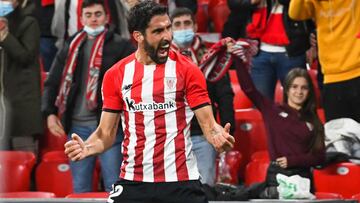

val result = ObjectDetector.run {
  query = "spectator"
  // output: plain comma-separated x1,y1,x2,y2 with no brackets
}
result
289,0,360,123
51,0,130,49
233,44,325,198
34,0,57,72
64,1,235,202
42,0,135,193
0,0,43,154
170,7,235,186
245,0,312,100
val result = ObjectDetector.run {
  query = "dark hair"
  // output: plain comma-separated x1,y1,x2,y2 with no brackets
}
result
283,68,324,153
127,0,168,35
170,7,195,23
81,0,107,14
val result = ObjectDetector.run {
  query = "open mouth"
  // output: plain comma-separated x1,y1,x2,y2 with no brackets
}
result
157,42,170,57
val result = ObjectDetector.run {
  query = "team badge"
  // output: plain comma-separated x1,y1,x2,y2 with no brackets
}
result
165,78,176,90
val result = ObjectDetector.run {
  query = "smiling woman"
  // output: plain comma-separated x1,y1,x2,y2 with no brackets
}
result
234,54,325,198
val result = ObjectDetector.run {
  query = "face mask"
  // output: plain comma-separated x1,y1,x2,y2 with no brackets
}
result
173,29,195,47
0,1,14,17
83,25,105,37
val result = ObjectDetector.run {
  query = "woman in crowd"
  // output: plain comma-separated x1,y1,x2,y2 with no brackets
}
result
232,46,325,198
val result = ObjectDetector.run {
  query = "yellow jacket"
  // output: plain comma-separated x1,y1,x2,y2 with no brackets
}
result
289,0,360,84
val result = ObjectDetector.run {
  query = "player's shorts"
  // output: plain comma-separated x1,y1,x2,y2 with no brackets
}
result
107,179,208,203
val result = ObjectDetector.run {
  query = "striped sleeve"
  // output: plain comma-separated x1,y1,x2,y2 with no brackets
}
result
102,65,123,111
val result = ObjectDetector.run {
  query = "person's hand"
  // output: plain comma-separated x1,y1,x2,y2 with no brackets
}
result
227,40,249,62
310,32,317,48
123,0,141,8
276,156,288,168
209,123,235,153
47,114,66,136
64,133,90,161
251,0,262,5
0,17,8,42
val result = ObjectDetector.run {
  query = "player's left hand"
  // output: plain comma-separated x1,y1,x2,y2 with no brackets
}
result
210,123,235,153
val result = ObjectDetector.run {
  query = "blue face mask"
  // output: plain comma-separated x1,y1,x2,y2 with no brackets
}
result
83,25,105,37
173,29,195,47
0,1,14,17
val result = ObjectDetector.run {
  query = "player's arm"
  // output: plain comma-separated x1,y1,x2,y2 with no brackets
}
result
194,105,235,153
64,111,120,161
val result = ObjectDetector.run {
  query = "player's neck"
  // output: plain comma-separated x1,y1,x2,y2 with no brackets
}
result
135,49,156,65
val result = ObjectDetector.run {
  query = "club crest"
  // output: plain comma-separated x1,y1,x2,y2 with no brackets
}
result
165,78,176,90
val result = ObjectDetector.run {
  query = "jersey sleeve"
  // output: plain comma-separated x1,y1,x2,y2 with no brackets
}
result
102,66,123,112
184,61,211,110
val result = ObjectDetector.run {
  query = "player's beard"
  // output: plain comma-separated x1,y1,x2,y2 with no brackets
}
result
144,38,170,64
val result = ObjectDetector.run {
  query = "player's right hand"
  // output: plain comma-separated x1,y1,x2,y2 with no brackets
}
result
64,134,90,161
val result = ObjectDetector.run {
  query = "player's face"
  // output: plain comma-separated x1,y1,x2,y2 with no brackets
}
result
287,77,309,110
81,4,108,29
143,14,172,64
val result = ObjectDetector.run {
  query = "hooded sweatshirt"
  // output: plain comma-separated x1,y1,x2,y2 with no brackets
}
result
289,0,360,84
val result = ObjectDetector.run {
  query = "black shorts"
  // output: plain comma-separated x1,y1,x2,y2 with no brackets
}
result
107,179,208,203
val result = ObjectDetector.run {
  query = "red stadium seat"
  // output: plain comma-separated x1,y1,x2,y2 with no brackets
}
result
314,162,360,198
315,192,343,200
317,108,326,124
0,151,36,192
233,108,267,179
36,151,101,197
251,150,270,162
274,80,283,104
351,193,360,201
38,127,67,157
0,192,56,198
228,70,253,109
66,192,108,198
196,0,209,32
244,160,269,186
307,69,322,108
208,0,230,33
36,151,74,197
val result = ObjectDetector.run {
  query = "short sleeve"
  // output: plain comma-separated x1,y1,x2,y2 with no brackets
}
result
184,62,211,109
102,67,123,112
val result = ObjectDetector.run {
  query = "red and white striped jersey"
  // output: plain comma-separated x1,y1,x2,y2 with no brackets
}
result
102,50,211,182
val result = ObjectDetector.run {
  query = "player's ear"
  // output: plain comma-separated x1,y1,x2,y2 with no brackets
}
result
133,31,144,42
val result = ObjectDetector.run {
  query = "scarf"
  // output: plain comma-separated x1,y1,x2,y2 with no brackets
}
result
55,30,106,117
200,38,258,82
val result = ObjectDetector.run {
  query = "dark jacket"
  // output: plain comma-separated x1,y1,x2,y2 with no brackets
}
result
0,2,43,138
222,0,252,39
42,29,135,133
34,0,55,37
238,0,313,57
191,74,236,136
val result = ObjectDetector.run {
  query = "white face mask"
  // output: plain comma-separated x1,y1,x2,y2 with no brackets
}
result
83,25,105,37
0,1,14,17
